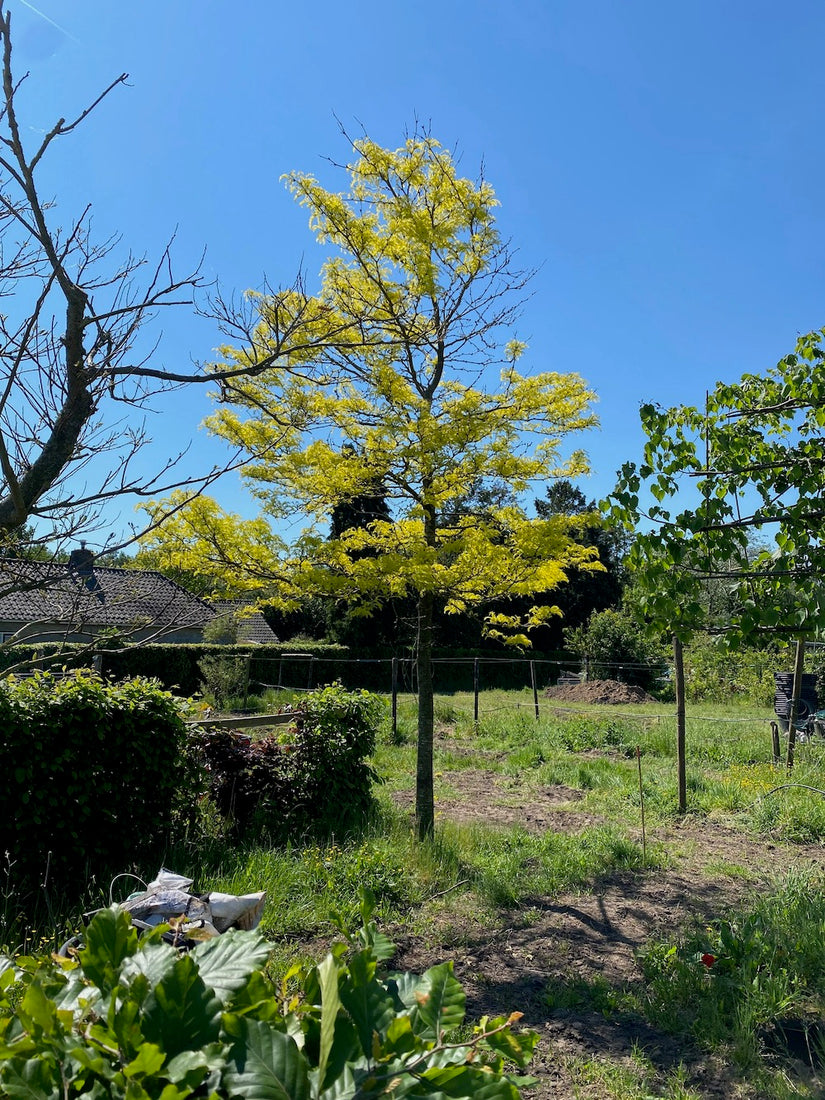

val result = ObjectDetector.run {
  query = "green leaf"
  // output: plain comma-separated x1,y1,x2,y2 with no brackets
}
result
19,982,60,1038
317,953,340,1089
338,951,397,1055
120,941,178,989
79,906,139,993
318,1063,356,1100
142,954,222,1059
389,971,421,1011
224,1018,310,1100
412,962,465,1041
420,1064,523,1098
481,1021,540,1069
191,930,272,1003
165,1044,225,1089
0,1055,61,1098
123,1043,165,1079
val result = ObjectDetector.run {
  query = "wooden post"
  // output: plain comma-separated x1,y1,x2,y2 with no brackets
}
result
673,634,686,813
473,657,480,725
530,660,539,720
787,637,805,769
770,721,781,764
584,654,590,682
391,657,398,741
242,653,250,709
636,746,646,860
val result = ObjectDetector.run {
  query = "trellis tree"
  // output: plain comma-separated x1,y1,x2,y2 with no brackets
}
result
609,328,825,787
141,132,600,838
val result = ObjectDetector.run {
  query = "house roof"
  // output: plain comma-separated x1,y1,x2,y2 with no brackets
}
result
0,559,214,634
210,599,279,644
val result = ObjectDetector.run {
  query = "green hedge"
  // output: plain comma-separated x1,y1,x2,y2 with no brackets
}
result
0,642,351,695
0,642,573,695
0,672,198,896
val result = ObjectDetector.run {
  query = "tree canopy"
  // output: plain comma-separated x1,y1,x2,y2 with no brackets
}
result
142,132,599,837
609,329,825,643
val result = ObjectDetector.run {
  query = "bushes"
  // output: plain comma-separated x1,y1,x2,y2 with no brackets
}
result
0,672,200,896
2,672,385,922
191,683,384,839
566,608,667,692
681,635,779,705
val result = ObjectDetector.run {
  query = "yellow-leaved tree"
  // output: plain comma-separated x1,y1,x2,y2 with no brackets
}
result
142,132,599,838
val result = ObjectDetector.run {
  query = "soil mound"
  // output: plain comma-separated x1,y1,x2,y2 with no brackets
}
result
545,678,656,704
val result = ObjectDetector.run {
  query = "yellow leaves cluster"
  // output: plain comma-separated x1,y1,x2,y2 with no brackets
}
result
140,132,602,645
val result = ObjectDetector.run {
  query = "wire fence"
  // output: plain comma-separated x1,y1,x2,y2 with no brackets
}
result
201,651,780,741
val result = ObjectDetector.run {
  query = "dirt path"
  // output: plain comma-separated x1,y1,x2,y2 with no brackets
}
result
390,778,825,1098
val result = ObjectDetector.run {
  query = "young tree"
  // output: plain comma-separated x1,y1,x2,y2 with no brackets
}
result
609,328,825,784
141,133,598,837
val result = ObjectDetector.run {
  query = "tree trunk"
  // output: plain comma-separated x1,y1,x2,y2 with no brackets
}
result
415,588,435,839
673,634,686,814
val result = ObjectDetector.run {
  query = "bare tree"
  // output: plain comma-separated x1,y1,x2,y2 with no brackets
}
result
0,1,301,555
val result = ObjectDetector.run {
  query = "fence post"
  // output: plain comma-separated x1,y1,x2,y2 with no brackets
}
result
242,653,250,709
584,655,590,682
473,657,480,724
392,657,398,741
530,660,539,719
307,656,314,690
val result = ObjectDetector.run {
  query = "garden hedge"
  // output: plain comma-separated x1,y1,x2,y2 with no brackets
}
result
0,672,198,896
0,642,572,694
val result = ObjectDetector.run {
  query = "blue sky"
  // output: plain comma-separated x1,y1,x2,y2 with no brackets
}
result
13,0,825,543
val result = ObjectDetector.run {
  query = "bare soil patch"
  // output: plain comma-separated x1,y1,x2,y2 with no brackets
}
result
545,679,657,705
392,769,603,832
389,771,825,1097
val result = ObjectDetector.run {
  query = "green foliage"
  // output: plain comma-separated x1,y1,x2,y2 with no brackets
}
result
292,683,384,816
190,684,385,840
0,897,538,1099
565,608,667,692
201,611,240,644
557,716,636,756
198,652,250,708
608,329,825,642
531,480,628,645
0,642,353,695
0,672,202,897
139,130,599,839
681,635,779,706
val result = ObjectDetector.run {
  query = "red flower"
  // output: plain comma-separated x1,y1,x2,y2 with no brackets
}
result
701,953,716,968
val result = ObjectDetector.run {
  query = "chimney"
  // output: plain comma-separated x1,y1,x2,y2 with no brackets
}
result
68,541,105,603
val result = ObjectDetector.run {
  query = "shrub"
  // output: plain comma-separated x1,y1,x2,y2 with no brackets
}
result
0,672,202,897
565,608,667,692
201,611,240,644
682,635,779,705
0,895,538,1098
198,652,250,707
190,683,385,840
